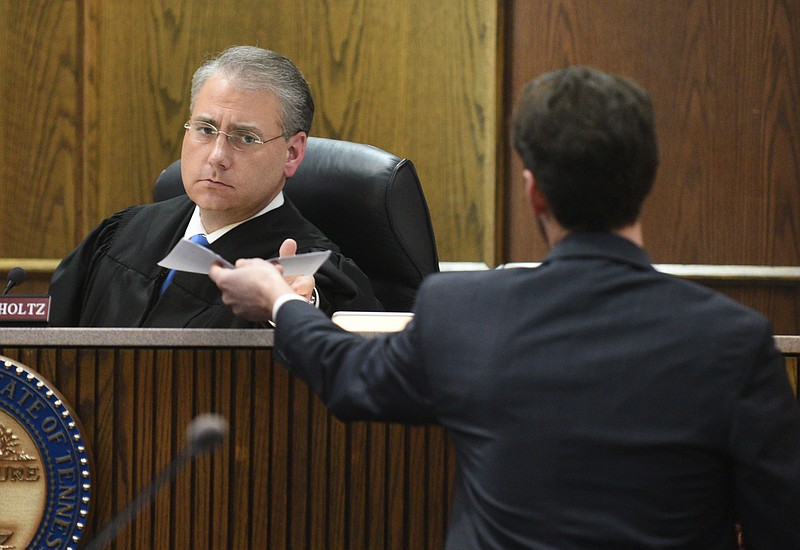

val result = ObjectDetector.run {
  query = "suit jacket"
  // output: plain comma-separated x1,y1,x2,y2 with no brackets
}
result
274,232,800,549
48,194,381,327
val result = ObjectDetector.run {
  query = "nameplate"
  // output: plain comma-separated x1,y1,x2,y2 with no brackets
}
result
0,296,51,324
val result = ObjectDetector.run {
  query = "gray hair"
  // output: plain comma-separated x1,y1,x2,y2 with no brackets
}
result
190,45,314,136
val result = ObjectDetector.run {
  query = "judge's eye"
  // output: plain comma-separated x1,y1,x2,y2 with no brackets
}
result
195,124,217,136
233,132,262,145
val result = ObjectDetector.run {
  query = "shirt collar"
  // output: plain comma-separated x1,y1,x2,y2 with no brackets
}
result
185,191,285,243
542,231,654,272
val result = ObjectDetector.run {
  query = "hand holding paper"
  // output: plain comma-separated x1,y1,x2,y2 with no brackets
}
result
209,256,310,323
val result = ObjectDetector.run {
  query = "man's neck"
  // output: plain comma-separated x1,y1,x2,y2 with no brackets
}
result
197,192,285,235
543,217,644,249
612,223,644,247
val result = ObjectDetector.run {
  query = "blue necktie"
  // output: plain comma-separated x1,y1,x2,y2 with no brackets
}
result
159,234,209,297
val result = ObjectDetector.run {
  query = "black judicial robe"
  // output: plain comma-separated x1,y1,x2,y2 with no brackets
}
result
48,195,381,327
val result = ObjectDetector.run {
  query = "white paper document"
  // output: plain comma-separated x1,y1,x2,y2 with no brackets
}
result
331,311,414,332
271,250,331,276
158,238,331,276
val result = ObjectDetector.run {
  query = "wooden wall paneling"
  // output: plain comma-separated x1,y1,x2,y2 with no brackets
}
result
91,1,200,218
1,0,499,289
249,349,271,546
190,349,214,547
503,1,800,268
227,348,250,547
267,354,294,548
173,349,197,546
287,378,310,548
387,423,407,549
699,282,800,334
367,422,389,547
133,349,156,548
81,0,102,241
503,0,673,261
91,0,500,262
114,348,136,550
151,349,176,546
231,348,254,548
502,0,800,332
309,396,332,547
407,425,426,547
0,2,80,258
211,348,234,549
288,1,501,263
644,1,800,266
347,421,368,547
95,348,118,539
786,356,799,399
317,412,340,545
428,424,454,545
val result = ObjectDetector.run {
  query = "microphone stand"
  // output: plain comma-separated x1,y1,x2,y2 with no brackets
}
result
84,414,227,550
84,445,196,550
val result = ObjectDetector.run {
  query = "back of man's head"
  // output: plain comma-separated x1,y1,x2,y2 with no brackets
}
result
511,66,659,232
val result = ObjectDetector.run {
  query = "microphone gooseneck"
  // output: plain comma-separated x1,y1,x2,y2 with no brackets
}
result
84,413,229,550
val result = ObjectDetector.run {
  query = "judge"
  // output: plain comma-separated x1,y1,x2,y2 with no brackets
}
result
48,45,381,327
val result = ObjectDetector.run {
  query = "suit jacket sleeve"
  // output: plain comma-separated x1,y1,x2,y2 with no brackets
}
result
274,299,434,423
729,322,800,547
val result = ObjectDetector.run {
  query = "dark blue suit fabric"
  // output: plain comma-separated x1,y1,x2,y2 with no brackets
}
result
274,232,800,549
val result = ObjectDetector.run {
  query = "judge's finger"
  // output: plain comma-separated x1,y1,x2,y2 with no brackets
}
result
279,238,298,257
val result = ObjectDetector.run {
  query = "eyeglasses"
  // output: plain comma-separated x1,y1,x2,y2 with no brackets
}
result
183,120,283,151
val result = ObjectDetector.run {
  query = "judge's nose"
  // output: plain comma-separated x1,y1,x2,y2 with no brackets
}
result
207,134,234,169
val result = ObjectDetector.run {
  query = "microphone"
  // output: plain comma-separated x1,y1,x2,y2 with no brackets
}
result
2,266,26,295
84,413,229,550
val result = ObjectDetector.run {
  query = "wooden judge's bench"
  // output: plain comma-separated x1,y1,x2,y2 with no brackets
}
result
0,328,454,549
1,328,798,549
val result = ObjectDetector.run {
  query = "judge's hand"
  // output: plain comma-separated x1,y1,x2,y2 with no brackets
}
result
278,238,316,302
209,258,292,322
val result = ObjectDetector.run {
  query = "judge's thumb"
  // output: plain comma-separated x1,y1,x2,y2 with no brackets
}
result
208,264,224,283
279,238,298,257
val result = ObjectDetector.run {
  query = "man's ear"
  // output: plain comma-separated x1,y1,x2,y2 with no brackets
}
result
284,132,308,178
524,169,548,215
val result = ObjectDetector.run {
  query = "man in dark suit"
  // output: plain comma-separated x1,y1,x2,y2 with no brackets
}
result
210,66,800,548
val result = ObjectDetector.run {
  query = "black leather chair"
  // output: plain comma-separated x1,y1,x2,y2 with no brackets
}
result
153,137,439,311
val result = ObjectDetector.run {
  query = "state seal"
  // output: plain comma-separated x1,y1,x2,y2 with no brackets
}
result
0,356,92,549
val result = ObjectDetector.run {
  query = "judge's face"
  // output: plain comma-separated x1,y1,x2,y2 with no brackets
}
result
181,74,306,232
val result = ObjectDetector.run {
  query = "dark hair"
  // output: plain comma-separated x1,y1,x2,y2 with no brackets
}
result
191,45,314,136
511,66,659,231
